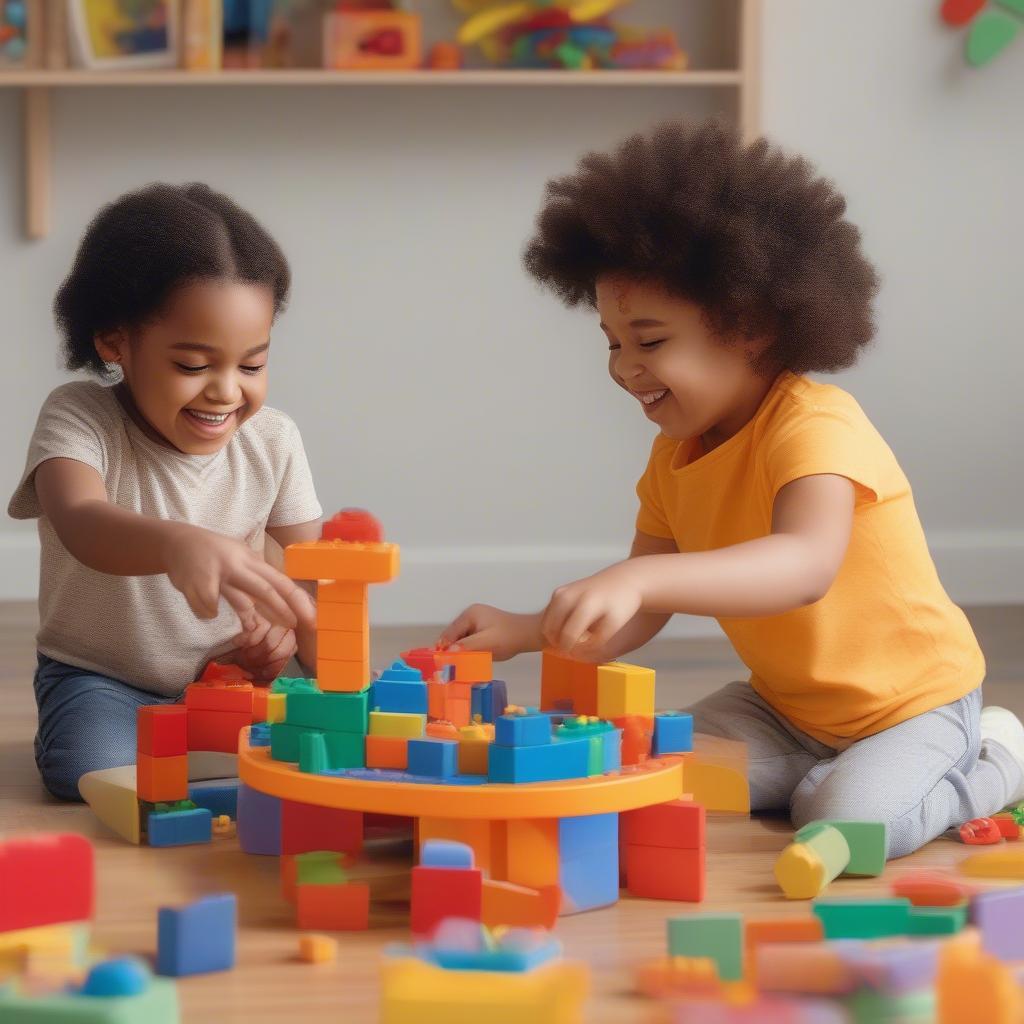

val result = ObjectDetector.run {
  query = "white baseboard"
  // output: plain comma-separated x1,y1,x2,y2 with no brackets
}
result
1,531,1022,634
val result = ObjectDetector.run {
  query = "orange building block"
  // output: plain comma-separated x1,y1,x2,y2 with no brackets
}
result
186,708,252,753
541,650,598,715
296,882,370,931
506,819,560,890
426,722,460,741
744,917,824,981
635,957,722,999
318,581,367,604
937,931,1022,1024
890,870,978,907
285,540,398,583
136,752,188,803
366,735,408,771
458,725,490,775
615,715,654,765
317,602,368,632
481,880,561,930
298,934,338,963
419,817,508,880
317,659,369,693
434,649,493,684
318,630,369,662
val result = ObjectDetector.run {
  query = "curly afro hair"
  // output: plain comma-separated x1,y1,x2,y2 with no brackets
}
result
55,182,290,379
523,120,879,375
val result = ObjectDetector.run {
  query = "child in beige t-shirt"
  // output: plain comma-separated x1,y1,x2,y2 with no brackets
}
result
8,183,322,800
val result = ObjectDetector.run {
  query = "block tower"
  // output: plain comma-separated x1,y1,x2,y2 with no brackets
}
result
284,509,400,692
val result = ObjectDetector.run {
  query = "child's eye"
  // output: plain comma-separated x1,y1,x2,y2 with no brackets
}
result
240,364,266,375
640,340,667,350
175,363,208,374
607,343,621,352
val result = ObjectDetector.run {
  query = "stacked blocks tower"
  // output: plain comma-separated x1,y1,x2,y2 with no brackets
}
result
271,676,368,771
284,508,399,692
622,799,706,902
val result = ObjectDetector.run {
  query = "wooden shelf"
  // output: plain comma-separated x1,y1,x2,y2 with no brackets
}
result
0,68,742,88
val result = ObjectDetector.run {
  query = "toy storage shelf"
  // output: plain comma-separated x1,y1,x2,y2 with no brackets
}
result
2,0,760,241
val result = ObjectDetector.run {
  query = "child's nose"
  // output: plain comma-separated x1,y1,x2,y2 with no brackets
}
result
204,373,242,405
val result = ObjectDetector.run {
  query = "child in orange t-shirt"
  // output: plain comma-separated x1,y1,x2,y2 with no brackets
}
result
440,120,1023,858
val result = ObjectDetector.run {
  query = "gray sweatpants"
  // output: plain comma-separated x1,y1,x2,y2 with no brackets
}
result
683,682,1022,858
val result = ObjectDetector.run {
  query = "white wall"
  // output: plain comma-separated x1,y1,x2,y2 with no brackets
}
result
0,0,1020,629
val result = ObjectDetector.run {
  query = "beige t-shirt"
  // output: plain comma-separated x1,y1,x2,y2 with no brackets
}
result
8,381,322,697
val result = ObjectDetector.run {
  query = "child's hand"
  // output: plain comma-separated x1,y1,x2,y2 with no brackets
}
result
162,524,308,629
541,563,644,658
438,605,542,662
224,612,298,683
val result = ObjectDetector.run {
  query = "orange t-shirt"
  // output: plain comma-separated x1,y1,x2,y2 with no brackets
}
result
636,372,984,746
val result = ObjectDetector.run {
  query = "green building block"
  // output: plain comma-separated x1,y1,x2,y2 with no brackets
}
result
813,898,911,939
287,689,369,734
667,913,743,981
271,676,319,695
0,975,179,1022
270,722,305,762
797,820,886,877
321,731,365,770
296,851,349,886
299,731,329,774
844,985,935,1024
908,902,968,936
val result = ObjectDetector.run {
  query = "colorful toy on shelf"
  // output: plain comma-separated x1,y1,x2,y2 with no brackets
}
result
450,0,686,71
323,5,423,70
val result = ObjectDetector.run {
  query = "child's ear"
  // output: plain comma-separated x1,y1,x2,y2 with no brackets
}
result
94,329,126,366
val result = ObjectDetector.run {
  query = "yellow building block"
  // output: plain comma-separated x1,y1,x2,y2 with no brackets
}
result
285,540,399,583
774,826,850,900
959,848,1024,878
937,930,1022,1024
318,630,369,662
596,663,655,719
299,933,338,963
370,711,426,739
267,692,286,724
78,764,141,844
680,755,750,813
380,957,589,1024
317,658,370,692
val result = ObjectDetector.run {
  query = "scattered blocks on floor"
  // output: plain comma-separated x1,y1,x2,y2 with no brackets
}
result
299,933,338,963
667,913,743,981
812,898,912,939
972,887,1024,960
0,832,94,933
775,823,851,900
744,916,823,982
296,882,370,931
156,893,236,977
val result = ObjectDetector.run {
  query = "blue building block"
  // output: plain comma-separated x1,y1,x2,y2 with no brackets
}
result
379,660,423,682
471,680,508,724
602,729,622,773
249,722,271,747
147,808,212,848
80,956,150,996
156,894,236,977
421,839,474,868
187,780,239,819
559,813,620,914
236,782,282,855
487,735,590,783
653,712,693,755
495,710,551,747
407,738,458,778
372,679,429,715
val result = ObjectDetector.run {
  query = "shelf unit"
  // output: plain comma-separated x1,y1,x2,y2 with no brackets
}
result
0,0,760,240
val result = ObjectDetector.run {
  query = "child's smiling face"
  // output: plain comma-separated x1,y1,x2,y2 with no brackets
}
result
95,280,274,455
597,274,775,449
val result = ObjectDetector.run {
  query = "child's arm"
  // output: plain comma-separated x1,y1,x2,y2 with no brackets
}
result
543,474,856,658
35,457,308,629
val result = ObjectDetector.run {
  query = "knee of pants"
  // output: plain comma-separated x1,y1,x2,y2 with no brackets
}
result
790,772,899,834
36,735,137,802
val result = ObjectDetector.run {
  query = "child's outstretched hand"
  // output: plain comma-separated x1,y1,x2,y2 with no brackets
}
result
163,525,310,629
540,563,644,659
224,614,298,683
438,605,542,662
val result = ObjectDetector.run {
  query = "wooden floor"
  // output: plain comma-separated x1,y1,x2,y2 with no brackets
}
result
1,603,1022,1022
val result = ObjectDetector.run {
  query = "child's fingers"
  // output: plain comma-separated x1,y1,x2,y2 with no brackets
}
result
438,608,477,647
552,600,598,653
184,581,220,620
232,566,298,629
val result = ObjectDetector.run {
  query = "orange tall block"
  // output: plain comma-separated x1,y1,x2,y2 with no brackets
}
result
284,510,399,694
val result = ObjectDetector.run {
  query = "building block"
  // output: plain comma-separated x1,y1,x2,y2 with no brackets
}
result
775,823,851,900
407,738,458,778
596,662,655,719
410,865,483,937
936,931,1022,1024
287,688,369,733
366,735,409,770
299,933,339,963
614,714,654,765
471,679,508,723
541,649,598,715
281,852,349,903
653,711,693,755
317,658,370,692
971,887,1024,959
421,839,475,868
186,780,239,819
373,679,429,715
799,819,887,876
744,916,824,981
184,681,254,714
299,731,329,774
812,898,912,939
434,648,493,683
625,844,705,902
147,807,213,847
378,660,422,682
271,722,305,762
457,725,490,775
79,765,142,844
318,580,368,604
495,709,552,747
667,913,742,981
634,956,722,999
755,943,857,995
318,629,369,662
506,818,560,890
186,708,251,753
400,647,439,679
622,799,704,849
0,969,180,1021
281,799,363,856
236,782,282,855
136,752,188,804
958,847,1024,877
200,661,252,683
908,903,968,935
679,755,750,813
137,705,188,757
487,736,590,784
837,941,939,996
369,711,426,739
890,869,977,906
419,817,507,880
296,882,370,931
559,813,619,913
318,600,368,632
272,676,320,695
285,538,399,582
252,686,285,724
156,893,236,976
0,833,94,933
481,880,561,929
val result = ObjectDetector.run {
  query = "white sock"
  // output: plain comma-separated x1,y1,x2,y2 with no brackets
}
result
980,706,1024,806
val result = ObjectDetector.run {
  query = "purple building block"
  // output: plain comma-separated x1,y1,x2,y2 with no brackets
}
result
236,782,282,855
972,887,1024,960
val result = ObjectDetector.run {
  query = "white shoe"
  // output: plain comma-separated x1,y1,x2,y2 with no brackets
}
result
980,706,1024,805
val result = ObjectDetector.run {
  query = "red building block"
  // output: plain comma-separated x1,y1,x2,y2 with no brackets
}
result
136,752,188,804
402,647,439,679
184,682,255,714
186,708,252,753
622,800,705,850
410,865,483,937
137,705,188,757
625,844,705,902
0,833,95,932
199,662,252,683
281,800,364,856
296,882,370,930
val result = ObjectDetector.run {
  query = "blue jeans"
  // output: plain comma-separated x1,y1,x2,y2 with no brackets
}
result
33,653,179,802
